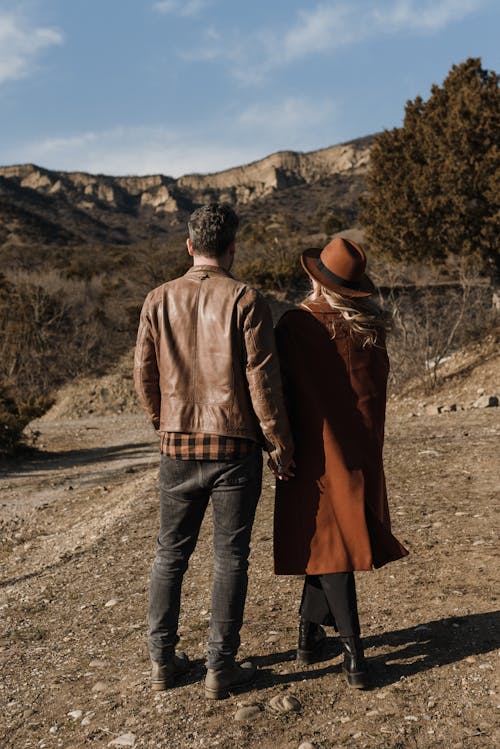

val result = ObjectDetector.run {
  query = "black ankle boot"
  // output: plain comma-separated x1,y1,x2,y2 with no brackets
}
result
340,636,369,689
297,619,327,664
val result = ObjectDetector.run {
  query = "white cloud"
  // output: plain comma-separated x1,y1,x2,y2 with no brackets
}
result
0,12,63,84
278,1,487,64
186,0,487,81
238,96,336,136
153,0,210,17
180,25,245,69
13,125,265,177
280,4,355,63
373,0,486,32
10,95,339,176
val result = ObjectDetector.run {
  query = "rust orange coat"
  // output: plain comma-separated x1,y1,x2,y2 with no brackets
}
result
274,300,408,575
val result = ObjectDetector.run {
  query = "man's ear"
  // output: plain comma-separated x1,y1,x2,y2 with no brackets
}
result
186,238,195,256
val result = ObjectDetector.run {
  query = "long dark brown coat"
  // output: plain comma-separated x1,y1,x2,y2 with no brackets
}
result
274,299,408,575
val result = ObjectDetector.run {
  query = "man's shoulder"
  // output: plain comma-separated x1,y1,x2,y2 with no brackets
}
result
142,273,266,313
235,283,267,308
142,274,190,305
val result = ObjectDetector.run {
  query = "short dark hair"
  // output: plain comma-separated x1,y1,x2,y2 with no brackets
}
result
188,203,239,258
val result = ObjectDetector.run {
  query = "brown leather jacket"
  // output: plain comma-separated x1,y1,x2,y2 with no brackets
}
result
134,265,294,466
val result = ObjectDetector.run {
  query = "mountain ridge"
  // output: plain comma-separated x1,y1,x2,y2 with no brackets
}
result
0,134,374,249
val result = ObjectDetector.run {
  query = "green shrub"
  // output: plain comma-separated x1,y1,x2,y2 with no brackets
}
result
362,58,499,276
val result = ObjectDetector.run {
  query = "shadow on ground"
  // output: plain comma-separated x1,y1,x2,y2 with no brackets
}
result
244,611,500,691
166,611,499,697
0,441,157,477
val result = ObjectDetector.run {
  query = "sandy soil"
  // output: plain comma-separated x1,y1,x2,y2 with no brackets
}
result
1,400,499,748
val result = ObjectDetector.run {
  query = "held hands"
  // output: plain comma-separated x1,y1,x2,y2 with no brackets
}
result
267,456,296,481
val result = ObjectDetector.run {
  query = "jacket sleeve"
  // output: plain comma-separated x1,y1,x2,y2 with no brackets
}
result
134,294,161,430
241,289,294,467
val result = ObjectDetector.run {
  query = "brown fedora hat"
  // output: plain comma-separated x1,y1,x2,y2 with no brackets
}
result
301,237,375,297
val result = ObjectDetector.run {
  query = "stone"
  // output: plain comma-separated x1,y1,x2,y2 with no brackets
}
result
298,743,316,749
425,405,442,415
89,659,107,668
108,734,136,747
472,395,498,409
67,710,83,720
269,695,301,713
105,599,118,608
91,681,108,693
234,705,262,722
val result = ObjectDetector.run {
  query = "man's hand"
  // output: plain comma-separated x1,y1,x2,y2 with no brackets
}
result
267,456,296,481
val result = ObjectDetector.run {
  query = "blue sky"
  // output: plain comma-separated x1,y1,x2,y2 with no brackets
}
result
0,0,498,177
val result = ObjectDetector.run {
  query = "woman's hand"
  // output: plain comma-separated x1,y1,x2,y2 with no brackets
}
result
267,457,296,481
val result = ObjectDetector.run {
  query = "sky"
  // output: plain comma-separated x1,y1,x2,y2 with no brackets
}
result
0,0,498,177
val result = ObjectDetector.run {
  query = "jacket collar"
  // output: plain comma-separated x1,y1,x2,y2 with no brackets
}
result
186,265,233,278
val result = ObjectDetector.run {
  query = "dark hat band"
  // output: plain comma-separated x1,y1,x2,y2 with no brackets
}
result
316,258,361,290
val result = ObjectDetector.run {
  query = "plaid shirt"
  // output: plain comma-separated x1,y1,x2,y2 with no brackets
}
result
161,432,258,461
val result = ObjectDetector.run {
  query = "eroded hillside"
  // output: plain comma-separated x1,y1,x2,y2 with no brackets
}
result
0,136,373,249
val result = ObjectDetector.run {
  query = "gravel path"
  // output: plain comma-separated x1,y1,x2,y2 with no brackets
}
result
1,408,498,748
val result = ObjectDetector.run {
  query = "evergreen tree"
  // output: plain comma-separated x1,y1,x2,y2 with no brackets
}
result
362,58,499,276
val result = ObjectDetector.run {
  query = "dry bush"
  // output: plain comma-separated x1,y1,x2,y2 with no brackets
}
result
0,385,36,456
236,239,308,296
383,276,497,391
0,270,134,453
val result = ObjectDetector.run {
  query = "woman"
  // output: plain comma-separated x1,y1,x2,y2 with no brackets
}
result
273,236,408,689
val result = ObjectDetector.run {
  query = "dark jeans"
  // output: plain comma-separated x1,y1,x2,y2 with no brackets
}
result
148,450,263,671
300,572,361,637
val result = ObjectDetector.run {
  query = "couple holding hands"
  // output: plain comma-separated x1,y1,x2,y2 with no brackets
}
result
134,202,408,700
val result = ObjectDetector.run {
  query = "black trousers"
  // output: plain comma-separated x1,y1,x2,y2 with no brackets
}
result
300,572,360,637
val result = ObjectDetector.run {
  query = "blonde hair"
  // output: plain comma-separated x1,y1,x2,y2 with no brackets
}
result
302,284,391,348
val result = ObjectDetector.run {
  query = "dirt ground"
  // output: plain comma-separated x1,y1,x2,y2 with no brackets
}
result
1,389,499,748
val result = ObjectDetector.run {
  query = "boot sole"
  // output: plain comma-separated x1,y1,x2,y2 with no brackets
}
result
205,685,231,700
343,666,369,689
152,678,175,691
296,640,326,665
205,675,256,700
151,665,189,691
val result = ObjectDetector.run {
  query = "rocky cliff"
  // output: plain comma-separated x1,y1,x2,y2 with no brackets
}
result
0,135,373,248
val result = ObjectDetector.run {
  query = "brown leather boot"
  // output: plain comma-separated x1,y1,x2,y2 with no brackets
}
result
296,619,327,664
151,652,190,690
204,660,256,700
340,636,369,689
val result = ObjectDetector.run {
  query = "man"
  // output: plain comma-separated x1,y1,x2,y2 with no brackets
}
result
134,203,294,700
